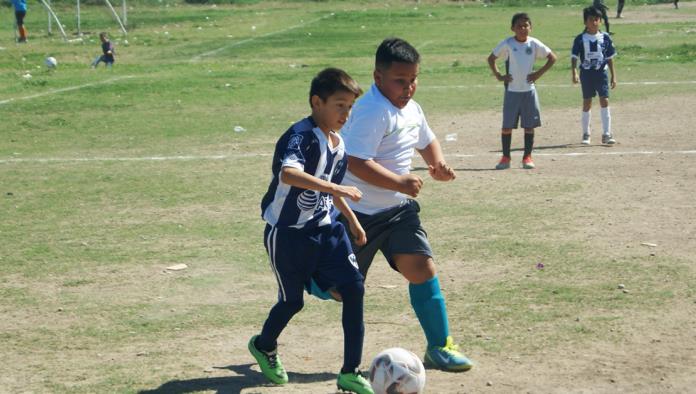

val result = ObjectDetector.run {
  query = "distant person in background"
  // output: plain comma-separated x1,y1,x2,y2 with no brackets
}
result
12,0,28,43
674,0,679,9
91,32,115,68
592,0,612,34
616,0,625,18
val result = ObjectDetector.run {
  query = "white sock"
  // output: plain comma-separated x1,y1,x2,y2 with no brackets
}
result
601,107,611,136
582,111,591,135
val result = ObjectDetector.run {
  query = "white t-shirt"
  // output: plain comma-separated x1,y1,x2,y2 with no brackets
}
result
492,36,552,92
341,84,436,215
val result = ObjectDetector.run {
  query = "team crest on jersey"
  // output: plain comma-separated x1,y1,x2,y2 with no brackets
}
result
287,134,303,152
333,160,344,177
348,254,359,270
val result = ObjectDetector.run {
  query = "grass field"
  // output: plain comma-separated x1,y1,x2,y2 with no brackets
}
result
1,0,696,393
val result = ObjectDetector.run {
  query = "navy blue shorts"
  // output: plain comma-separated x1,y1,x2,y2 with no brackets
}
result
263,221,363,303
580,69,609,99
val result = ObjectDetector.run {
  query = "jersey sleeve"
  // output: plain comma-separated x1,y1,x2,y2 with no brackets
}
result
343,105,388,160
416,107,436,150
604,33,617,59
570,35,583,60
492,39,509,60
534,39,552,59
280,131,310,171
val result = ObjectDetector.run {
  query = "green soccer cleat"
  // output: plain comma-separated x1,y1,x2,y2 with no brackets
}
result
248,335,288,385
424,336,474,372
337,370,374,394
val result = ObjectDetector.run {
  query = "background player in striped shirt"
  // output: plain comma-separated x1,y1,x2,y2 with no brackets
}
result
249,68,373,394
572,6,618,145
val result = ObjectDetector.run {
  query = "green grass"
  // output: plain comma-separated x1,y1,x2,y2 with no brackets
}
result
1,0,696,392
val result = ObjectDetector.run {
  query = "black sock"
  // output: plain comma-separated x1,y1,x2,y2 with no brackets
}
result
337,281,365,374
502,134,512,158
524,132,534,157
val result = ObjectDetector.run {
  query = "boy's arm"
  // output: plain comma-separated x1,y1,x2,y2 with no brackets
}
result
347,156,423,198
334,196,367,246
527,52,557,83
607,58,617,89
280,167,362,202
571,57,579,84
487,53,512,83
417,139,456,181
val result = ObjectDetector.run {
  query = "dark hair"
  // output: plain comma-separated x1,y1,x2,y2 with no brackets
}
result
583,6,602,22
99,32,108,39
375,37,420,72
309,67,362,107
511,13,531,28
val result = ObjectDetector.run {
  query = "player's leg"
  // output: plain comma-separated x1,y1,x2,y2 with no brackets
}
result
520,90,541,169
616,0,625,18
497,91,519,170
385,200,473,372
15,11,27,42
580,71,595,144
315,221,372,394
601,9,611,33
249,225,319,384
597,71,615,144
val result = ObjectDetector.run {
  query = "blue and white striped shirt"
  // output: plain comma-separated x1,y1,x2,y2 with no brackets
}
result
571,31,616,71
261,117,347,229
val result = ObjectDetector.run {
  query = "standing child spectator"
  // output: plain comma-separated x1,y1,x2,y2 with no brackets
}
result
487,13,556,170
616,0,625,18
12,0,28,43
91,32,115,68
250,68,373,394
593,0,612,34
334,37,474,372
571,6,617,145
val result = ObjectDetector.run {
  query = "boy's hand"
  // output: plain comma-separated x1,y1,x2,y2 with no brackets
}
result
527,71,542,83
349,222,367,246
572,73,579,84
428,162,456,181
398,174,423,198
610,77,617,89
333,185,362,202
496,73,513,83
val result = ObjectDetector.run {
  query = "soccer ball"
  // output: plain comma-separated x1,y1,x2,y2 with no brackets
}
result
368,347,426,394
45,57,57,68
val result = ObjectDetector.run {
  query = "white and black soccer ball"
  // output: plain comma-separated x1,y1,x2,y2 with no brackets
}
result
45,56,57,69
368,347,426,394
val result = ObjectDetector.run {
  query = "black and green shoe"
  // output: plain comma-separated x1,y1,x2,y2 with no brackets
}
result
248,335,288,384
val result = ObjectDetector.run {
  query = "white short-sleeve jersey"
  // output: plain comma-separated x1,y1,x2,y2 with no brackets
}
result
492,36,552,92
341,84,436,215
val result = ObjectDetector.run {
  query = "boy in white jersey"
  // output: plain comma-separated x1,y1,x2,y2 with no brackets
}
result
572,6,617,145
339,37,473,372
487,12,556,170
250,68,373,394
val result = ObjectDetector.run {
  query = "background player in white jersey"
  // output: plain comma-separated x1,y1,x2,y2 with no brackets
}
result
487,13,556,170
339,37,473,372
572,6,617,145
250,68,373,394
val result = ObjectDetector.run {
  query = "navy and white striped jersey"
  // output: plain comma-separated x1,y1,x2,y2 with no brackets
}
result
571,31,616,71
261,117,348,229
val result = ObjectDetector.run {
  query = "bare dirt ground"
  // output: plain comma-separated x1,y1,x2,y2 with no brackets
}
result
150,92,696,394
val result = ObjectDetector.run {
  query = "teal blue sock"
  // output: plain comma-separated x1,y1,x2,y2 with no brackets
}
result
409,276,449,348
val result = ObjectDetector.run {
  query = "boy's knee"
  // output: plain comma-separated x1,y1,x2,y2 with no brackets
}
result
336,280,365,300
282,299,304,314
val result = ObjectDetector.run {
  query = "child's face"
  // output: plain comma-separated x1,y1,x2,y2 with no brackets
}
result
374,62,419,109
511,19,531,41
585,16,601,33
100,35,108,42
311,90,357,133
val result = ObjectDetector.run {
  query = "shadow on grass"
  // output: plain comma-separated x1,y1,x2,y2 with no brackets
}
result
139,363,335,394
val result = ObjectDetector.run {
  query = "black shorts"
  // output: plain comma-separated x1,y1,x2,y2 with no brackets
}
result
15,11,26,26
340,199,433,277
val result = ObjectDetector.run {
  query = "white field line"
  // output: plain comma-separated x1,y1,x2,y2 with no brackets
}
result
422,80,696,90
2,150,696,165
190,13,334,62
0,76,136,106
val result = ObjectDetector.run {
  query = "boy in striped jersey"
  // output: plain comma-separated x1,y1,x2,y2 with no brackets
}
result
250,68,373,394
